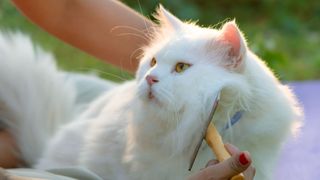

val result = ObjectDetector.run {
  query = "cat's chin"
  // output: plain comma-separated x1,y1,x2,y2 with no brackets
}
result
148,91,155,100
139,92,166,109
146,95,163,107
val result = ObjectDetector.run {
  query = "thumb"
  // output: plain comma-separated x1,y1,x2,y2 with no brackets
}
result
203,151,251,179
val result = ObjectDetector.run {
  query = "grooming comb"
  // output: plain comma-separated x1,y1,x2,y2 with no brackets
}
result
188,91,244,180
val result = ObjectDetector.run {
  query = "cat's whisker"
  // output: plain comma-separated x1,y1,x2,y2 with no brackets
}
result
158,88,175,109
129,47,144,68
158,90,172,104
110,25,154,43
143,26,158,40
110,25,150,36
173,111,180,143
110,26,157,41
75,67,129,81
157,88,182,148
136,0,151,35
158,87,174,100
115,33,149,42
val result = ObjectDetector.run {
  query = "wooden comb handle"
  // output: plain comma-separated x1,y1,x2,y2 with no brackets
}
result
205,123,245,180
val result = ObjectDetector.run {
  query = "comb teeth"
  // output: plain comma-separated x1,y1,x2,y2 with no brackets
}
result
188,91,220,171
188,138,203,171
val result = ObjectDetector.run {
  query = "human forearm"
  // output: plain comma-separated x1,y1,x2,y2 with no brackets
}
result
12,0,155,72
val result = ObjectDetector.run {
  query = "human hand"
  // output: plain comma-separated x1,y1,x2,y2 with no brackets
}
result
0,130,23,168
188,143,255,180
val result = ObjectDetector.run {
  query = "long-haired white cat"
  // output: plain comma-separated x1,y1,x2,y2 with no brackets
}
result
0,6,301,180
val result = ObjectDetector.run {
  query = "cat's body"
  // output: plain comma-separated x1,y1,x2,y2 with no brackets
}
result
0,6,301,180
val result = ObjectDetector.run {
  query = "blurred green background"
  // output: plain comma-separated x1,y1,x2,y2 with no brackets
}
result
0,0,319,81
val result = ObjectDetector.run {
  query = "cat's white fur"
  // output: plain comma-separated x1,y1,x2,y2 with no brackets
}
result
0,6,301,180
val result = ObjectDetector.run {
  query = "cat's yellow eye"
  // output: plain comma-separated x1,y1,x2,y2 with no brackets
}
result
150,57,157,67
175,62,191,73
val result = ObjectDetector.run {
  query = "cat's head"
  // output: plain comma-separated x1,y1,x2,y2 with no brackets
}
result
136,5,249,113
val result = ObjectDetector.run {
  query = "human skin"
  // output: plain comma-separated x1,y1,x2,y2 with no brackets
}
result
0,130,24,168
12,0,154,73
189,144,255,180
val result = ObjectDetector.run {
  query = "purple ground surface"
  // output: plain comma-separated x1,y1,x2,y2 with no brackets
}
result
274,81,320,179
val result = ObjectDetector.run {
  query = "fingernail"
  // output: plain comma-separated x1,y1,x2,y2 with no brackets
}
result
239,152,249,165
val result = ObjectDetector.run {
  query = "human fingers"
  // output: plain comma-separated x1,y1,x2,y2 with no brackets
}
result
224,143,240,155
205,159,219,167
202,151,251,179
225,143,256,180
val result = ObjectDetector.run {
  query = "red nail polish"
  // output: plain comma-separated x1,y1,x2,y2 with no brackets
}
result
239,153,249,165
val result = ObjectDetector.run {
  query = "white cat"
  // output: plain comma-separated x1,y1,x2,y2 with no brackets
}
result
0,6,302,180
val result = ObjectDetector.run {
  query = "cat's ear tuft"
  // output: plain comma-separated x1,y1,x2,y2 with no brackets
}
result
219,20,247,70
155,4,183,31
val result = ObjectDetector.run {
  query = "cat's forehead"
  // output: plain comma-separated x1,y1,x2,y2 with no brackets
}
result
141,26,222,65
153,30,217,63
154,43,195,64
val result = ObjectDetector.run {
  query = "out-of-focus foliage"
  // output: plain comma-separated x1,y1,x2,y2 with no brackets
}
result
0,0,319,81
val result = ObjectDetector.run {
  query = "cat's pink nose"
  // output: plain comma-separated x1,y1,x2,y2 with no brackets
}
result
146,75,159,86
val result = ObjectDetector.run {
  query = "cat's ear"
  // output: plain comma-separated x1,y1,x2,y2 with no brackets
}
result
218,20,247,71
155,5,183,31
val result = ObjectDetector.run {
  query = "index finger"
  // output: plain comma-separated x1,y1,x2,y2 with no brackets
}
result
225,143,240,155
